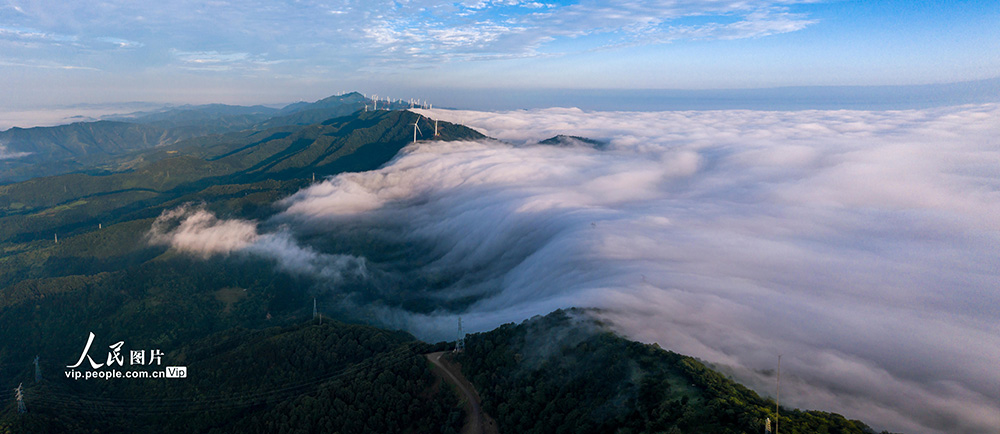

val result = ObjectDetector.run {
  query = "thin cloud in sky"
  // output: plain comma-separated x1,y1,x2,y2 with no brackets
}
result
169,49,282,72
361,0,819,61
1,1,820,70
0,25,78,44
94,37,144,49
0,59,101,72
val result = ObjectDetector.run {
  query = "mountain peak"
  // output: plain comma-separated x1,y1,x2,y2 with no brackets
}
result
538,135,605,148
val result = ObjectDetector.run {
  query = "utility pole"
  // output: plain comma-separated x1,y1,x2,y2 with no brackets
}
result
15,383,26,414
34,355,41,383
454,317,465,353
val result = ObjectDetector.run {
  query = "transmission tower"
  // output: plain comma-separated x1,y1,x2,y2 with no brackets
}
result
15,383,26,414
34,355,41,383
454,317,465,353
776,354,781,434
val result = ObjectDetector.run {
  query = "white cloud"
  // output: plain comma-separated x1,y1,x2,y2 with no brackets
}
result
147,204,260,258
0,142,31,159
146,204,368,281
95,37,144,48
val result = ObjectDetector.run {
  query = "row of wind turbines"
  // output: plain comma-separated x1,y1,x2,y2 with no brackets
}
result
362,93,432,112
354,92,440,144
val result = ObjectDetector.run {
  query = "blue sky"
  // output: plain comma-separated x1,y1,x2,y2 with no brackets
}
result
0,0,998,109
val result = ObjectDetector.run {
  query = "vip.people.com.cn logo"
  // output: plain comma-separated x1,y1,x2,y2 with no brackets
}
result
64,332,188,380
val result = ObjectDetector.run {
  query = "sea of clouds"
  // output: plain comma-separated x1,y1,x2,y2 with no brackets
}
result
148,104,1000,434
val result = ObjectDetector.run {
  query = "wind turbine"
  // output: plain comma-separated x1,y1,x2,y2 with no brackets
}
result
412,118,422,143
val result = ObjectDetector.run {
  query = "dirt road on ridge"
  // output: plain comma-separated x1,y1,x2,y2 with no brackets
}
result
426,351,499,434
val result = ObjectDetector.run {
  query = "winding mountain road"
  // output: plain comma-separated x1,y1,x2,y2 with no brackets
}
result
426,351,499,434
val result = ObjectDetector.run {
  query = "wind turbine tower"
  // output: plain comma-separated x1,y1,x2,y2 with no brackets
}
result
412,119,422,143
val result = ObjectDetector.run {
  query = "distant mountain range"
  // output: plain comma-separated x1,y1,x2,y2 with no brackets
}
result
0,92,414,184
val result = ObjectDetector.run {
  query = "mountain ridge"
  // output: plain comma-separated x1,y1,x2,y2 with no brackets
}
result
0,93,427,184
